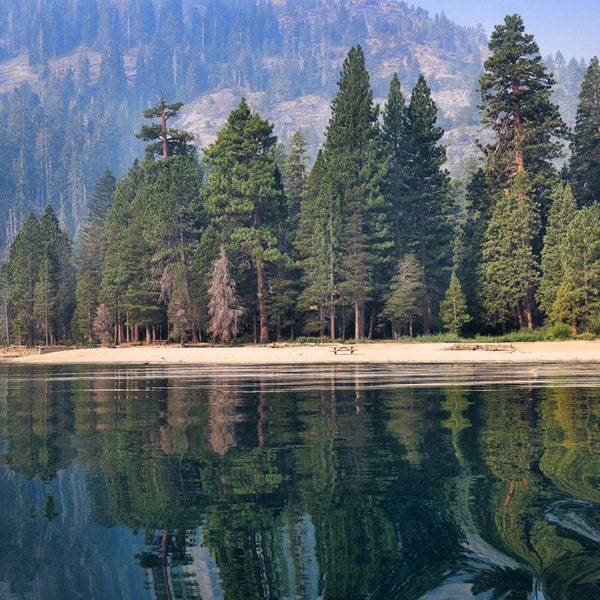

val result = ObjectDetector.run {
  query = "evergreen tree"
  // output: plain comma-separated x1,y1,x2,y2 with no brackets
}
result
402,74,452,332
72,170,116,342
99,161,145,344
381,254,425,339
478,14,566,329
7,213,40,345
440,271,471,336
569,56,600,207
136,96,195,160
480,172,540,330
86,170,116,231
33,256,56,346
550,204,600,333
203,98,285,344
296,150,337,337
315,45,391,340
7,206,74,345
537,183,577,318
479,14,565,183
454,168,489,331
380,72,410,258
283,130,309,234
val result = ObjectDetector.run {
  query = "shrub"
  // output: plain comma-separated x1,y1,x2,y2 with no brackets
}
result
548,322,573,340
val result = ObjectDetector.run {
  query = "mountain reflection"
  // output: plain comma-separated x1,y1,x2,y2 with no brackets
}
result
1,364,599,599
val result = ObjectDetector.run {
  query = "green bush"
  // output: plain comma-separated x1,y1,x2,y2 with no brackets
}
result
548,322,573,340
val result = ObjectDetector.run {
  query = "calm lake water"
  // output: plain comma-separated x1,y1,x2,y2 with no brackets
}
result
1,362,600,599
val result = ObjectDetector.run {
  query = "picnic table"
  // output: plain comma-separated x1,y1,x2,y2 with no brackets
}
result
330,344,356,354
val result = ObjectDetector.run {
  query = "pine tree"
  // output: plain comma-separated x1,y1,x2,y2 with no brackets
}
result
283,130,309,235
479,14,565,182
402,74,452,332
7,213,40,345
478,14,566,330
454,168,489,331
296,150,338,337
380,72,410,258
86,169,116,231
203,98,285,344
33,256,56,346
381,254,425,339
480,172,540,330
7,206,74,345
440,272,471,336
537,183,577,317
136,96,195,160
569,56,600,207
72,170,116,342
99,161,145,344
316,45,391,340
550,204,600,333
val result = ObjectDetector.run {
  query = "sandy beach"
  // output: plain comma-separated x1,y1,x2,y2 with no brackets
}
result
3,340,600,366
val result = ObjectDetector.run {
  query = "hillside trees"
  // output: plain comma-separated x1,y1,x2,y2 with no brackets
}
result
478,14,566,330
203,98,286,344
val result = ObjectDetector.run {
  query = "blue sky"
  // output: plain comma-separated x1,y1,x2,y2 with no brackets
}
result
414,0,599,61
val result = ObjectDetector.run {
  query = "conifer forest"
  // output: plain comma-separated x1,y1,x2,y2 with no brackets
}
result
1,4,600,346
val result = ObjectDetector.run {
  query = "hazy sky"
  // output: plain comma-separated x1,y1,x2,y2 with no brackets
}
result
414,0,598,62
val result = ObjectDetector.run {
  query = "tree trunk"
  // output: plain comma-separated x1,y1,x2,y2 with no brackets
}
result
257,264,269,344
354,299,365,340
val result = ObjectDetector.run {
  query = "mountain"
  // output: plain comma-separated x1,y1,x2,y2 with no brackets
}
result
0,0,586,252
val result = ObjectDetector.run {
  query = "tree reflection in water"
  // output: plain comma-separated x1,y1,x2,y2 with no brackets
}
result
0,363,599,599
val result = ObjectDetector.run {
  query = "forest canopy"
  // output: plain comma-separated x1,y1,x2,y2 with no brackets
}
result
2,15,600,347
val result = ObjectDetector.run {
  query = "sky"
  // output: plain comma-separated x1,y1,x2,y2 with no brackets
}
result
414,0,599,62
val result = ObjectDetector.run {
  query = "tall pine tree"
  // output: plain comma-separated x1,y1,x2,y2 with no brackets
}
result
569,56,600,207
203,98,285,344
311,45,390,340
478,14,566,330
402,74,452,332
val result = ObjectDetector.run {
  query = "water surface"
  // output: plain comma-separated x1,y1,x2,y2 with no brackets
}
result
1,363,599,599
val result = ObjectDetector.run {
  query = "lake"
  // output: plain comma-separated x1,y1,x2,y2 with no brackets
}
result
1,362,599,599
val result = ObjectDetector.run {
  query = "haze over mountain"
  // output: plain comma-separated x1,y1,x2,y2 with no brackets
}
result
0,0,586,250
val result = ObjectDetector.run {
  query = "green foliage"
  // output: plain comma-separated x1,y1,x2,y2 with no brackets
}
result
548,322,573,340
479,14,566,182
136,96,195,160
550,204,600,332
382,254,425,338
6,206,75,346
538,183,577,317
440,272,471,335
480,172,540,330
298,45,391,340
381,73,452,332
569,56,600,207
203,98,286,343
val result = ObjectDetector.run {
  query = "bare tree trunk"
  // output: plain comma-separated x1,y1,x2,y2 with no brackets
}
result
257,264,269,344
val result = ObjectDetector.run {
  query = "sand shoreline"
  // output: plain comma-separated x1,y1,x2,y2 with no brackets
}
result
3,340,600,366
